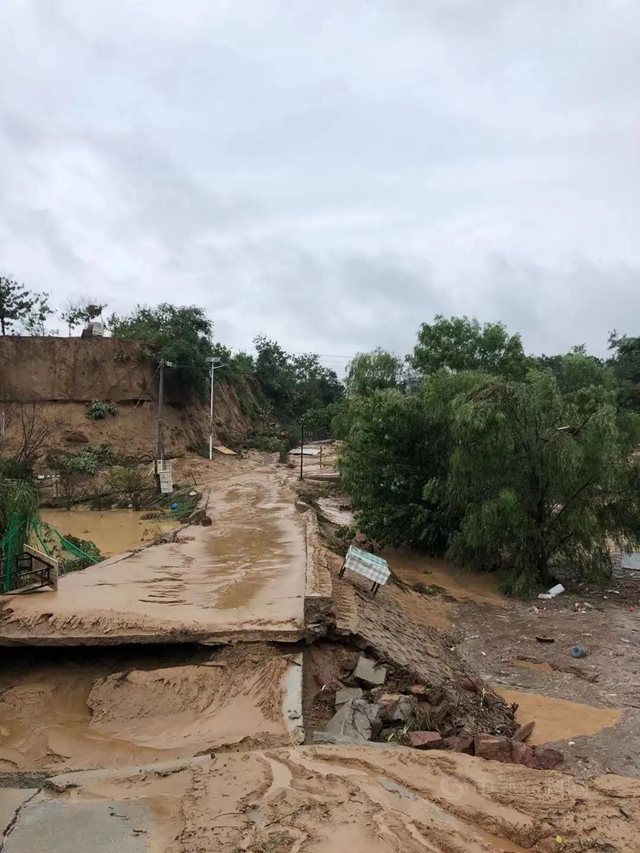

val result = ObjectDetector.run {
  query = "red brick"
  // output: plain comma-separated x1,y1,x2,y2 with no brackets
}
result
510,740,535,765
474,733,512,763
409,731,442,750
444,735,474,755
525,747,564,770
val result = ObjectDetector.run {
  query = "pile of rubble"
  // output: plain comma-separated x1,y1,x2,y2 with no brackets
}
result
313,654,564,770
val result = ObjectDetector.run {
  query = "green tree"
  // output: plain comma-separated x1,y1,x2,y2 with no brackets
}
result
339,388,454,550
608,331,640,412
60,297,107,335
109,304,214,400
253,337,297,414
0,276,51,335
441,370,640,594
409,315,527,379
106,466,152,510
345,348,404,396
253,338,343,423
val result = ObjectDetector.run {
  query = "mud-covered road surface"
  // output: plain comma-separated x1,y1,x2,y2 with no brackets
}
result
2,450,640,852
0,465,306,645
3,746,640,853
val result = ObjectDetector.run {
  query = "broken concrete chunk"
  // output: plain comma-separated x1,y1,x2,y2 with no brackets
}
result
353,656,387,688
335,687,363,707
408,731,442,750
313,732,361,746
443,735,474,755
381,695,417,724
325,699,382,742
474,734,512,763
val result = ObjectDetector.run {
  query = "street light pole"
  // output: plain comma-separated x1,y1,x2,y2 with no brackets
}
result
156,358,165,469
299,419,304,480
205,357,226,460
208,359,214,460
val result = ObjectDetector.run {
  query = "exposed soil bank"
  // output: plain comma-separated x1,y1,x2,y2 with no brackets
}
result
0,468,306,646
3,747,640,852
0,644,302,773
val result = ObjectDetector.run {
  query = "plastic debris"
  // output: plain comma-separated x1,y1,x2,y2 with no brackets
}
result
538,583,565,600
171,502,179,510
571,646,587,658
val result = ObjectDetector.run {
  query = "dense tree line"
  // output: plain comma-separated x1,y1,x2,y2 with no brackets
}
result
340,315,640,594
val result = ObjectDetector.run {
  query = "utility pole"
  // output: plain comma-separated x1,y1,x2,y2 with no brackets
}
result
299,419,304,480
155,358,175,491
155,359,165,491
205,356,226,460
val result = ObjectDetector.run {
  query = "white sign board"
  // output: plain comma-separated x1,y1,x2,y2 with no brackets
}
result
159,471,174,494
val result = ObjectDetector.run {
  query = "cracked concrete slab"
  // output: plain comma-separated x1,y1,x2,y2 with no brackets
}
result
0,471,306,647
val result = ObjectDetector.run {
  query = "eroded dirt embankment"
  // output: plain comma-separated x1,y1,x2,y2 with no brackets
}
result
0,644,302,774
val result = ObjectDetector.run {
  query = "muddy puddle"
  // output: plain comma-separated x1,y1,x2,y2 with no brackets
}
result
40,509,177,556
496,687,623,745
0,644,303,772
386,550,504,605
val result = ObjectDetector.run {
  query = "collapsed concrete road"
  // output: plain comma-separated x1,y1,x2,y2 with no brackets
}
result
0,469,307,645
0,644,303,772
2,746,640,853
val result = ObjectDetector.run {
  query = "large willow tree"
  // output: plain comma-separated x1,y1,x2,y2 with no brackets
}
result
440,369,640,594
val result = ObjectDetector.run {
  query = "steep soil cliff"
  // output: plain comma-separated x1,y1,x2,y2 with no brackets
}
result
0,336,265,459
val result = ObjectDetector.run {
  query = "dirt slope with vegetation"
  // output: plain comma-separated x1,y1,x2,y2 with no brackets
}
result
0,336,266,458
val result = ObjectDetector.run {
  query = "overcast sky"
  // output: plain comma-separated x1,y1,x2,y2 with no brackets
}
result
1,1,639,372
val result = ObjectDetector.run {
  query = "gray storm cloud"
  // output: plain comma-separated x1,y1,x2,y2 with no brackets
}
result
1,0,639,364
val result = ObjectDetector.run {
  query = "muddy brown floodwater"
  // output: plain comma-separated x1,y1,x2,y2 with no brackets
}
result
496,687,623,746
40,509,177,556
388,550,504,606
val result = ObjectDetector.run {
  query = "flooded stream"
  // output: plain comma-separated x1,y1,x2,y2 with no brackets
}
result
40,509,177,556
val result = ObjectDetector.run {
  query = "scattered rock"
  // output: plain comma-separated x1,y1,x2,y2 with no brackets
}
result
353,656,387,688
335,687,363,707
474,734,512,763
409,684,429,697
408,731,442,750
380,695,417,724
526,747,564,770
425,687,444,705
443,735,474,754
317,668,343,692
200,516,212,527
295,501,311,513
510,741,535,765
461,676,480,693
325,699,382,742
